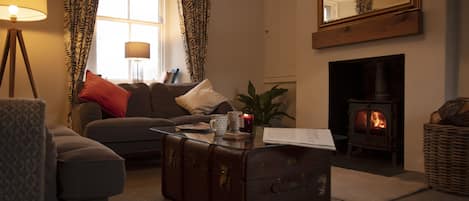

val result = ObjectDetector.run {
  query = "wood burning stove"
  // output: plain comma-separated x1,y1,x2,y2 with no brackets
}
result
346,62,401,166
347,99,398,166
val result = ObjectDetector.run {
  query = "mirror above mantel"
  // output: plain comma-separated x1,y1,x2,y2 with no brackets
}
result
312,0,423,49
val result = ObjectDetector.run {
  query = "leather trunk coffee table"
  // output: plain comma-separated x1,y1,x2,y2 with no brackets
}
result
151,127,332,201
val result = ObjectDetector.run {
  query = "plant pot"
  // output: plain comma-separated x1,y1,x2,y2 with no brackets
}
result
253,126,264,137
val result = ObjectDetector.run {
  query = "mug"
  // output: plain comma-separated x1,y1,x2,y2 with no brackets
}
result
227,111,243,132
210,114,228,136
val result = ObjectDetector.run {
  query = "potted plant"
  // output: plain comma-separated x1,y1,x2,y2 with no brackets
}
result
237,81,295,127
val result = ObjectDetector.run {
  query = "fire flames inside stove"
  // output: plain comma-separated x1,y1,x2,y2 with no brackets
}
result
354,111,387,135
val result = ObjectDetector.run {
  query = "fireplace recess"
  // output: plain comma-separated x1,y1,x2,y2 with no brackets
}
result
329,54,404,168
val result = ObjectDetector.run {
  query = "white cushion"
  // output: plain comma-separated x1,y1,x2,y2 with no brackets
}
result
175,79,228,115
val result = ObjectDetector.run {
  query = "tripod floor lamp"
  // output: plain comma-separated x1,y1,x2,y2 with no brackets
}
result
0,0,48,98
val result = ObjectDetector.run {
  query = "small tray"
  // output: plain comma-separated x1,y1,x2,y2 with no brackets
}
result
223,131,250,140
176,122,210,132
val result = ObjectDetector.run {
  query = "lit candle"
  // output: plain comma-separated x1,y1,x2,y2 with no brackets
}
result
241,113,254,133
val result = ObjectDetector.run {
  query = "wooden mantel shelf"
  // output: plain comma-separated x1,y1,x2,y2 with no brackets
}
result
312,9,423,49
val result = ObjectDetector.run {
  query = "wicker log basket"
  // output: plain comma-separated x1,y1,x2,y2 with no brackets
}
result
424,98,469,195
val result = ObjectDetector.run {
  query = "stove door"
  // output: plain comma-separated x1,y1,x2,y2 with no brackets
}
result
349,103,391,150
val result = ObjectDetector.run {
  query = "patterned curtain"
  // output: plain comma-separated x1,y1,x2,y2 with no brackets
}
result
64,0,99,122
179,0,211,82
356,0,372,14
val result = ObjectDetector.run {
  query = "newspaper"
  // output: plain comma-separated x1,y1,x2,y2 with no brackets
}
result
263,128,336,151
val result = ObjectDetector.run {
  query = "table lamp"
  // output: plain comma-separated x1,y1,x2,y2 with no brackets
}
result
0,0,47,98
125,41,150,83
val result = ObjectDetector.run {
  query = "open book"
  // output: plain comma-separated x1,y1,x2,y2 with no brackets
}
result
263,128,336,151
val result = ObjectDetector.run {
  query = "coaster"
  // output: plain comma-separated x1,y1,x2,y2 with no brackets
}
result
223,131,250,140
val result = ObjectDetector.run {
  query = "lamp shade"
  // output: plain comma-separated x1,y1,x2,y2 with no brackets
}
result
125,42,150,60
0,0,47,21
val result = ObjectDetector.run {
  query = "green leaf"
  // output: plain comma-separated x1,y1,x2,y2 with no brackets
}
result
237,94,253,104
266,111,295,122
248,81,256,98
269,88,288,99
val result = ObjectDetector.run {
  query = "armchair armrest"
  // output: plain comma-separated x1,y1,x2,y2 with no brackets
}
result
71,102,103,135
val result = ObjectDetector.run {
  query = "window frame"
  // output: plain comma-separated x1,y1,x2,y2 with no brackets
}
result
88,0,165,83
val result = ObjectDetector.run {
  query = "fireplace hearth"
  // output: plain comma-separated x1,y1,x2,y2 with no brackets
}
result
329,54,404,170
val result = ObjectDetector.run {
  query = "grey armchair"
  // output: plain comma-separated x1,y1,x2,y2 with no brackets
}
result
0,99,46,201
0,99,126,201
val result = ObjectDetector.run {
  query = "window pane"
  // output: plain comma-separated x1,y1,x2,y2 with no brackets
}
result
96,20,130,80
130,24,161,80
98,0,128,19
130,0,160,22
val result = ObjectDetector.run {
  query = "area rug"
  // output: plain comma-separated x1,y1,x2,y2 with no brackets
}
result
331,166,428,201
110,166,167,201
110,163,427,201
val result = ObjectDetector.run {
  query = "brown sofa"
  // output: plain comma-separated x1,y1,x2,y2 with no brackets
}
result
71,82,232,157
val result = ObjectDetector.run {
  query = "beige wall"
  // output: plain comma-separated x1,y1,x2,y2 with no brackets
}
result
294,0,455,172
459,0,469,96
205,0,264,103
164,0,190,83
264,0,297,127
0,0,66,125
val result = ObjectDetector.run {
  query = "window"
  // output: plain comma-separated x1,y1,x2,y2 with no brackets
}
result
89,0,163,82
323,1,338,22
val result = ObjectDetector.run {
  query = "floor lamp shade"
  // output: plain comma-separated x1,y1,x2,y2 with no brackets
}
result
0,1,47,98
0,0,48,21
125,42,150,60
125,42,150,83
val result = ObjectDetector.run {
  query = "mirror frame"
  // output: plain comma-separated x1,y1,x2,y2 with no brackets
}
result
318,0,421,30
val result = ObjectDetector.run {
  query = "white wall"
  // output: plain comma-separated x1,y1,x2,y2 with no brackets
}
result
373,0,409,10
294,0,454,172
205,0,264,103
0,0,66,125
337,0,356,19
164,0,190,83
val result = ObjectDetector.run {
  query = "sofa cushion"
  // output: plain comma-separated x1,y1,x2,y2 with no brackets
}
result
52,127,125,200
175,79,228,115
169,115,211,125
212,101,234,114
79,70,131,117
149,82,197,118
84,117,175,143
118,83,152,117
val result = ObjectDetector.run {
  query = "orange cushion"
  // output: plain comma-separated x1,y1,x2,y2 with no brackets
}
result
79,70,131,117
